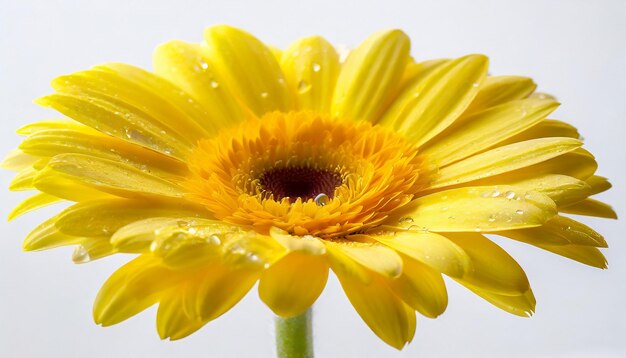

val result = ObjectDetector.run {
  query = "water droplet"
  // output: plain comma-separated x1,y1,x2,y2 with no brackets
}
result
488,215,496,222
72,245,91,264
297,80,311,93
474,227,482,232
491,190,501,198
314,193,330,206
200,62,209,70
210,80,219,88
208,234,222,245
472,82,479,88
448,215,456,220
399,217,414,224
515,209,524,215
312,63,321,72
260,92,269,98
505,191,516,199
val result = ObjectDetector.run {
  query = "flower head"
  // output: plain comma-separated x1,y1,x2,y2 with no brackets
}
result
4,25,615,349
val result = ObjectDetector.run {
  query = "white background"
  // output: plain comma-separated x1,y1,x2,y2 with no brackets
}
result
1,0,625,357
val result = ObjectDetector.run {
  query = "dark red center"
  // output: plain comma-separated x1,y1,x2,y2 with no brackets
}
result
259,166,342,202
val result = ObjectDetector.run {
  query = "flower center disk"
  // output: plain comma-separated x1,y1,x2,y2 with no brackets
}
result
259,166,342,202
185,111,426,237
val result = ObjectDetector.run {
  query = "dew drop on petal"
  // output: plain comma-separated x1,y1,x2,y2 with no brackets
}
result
298,80,311,93
505,191,516,199
260,92,269,99
488,215,496,222
491,190,501,198
516,209,524,215
399,216,414,224
210,80,219,89
72,245,91,264
314,193,330,206
200,62,209,70
312,63,321,72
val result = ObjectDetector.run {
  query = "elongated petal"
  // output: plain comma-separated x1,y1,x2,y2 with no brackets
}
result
380,55,488,146
35,154,184,200
9,166,37,191
499,119,580,145
22,217,81,251
19,128,187,178
335,273,415,350
152,41,246,130
586,175,612,195
460,282,536,317
534,244,608,268
194,265,259,321
560,198,617,219
389,186,557,232
203,25,292,115
8,192,61,220
445,233,529,294
431,137,583,189
464,76,536,114
373,232,470,277
1,150,38,171
324,240,403,282
500,215,607,247
332,29,410,122
281,36,340,113
16,119,94,135
55,199,203,237
32,165,113,202
259,252,329,317
36,93,190,160
389,256,448,318
504,174,591,206
421,98,558,166
93,256,182,326
52,68,212,142
157,289,208,340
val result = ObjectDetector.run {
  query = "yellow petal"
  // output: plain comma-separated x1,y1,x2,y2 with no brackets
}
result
35,154,184,200
390,186,557,232
193,264,259,321
586,175,612,195
55,199,203,237
9,166,37,191
281,36,340,113
1,150,38,171
93,256,182,326
445,233,529,294
332,29,410,122
431,137,583,189
500,215,607,247
504,174,592,206
19,127,187,178
22,217,81,251
157,289,208,340
464,76,536,114
380,54,488,146
499,119,580,145
8,192,61,220
203,25,292,115
460,283,536,317
111,217,225,264
335,273,415,350
259,252,329,317
373,231,470,277
152,41,246,131
389,256,448,318
17,119,96,135
32,165,113,202
534,244,608,268
421,98,559,166
560,198,617,219
36,93,190,160
52,68,212,143
269,227,326,255
324,240,403,282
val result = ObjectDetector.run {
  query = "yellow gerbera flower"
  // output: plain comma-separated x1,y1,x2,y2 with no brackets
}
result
4,25,615,350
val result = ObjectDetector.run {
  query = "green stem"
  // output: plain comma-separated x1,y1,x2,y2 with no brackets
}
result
275,308,314,358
